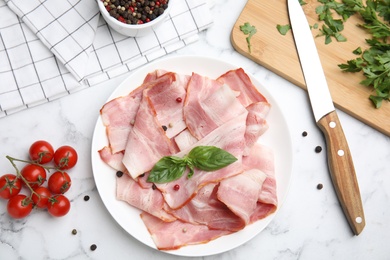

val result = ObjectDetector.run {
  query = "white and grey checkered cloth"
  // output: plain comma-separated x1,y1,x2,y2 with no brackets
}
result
0,0,213,117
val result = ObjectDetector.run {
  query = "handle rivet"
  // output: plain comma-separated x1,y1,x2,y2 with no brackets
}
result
329,121,336,128
356,217,363,224
337,150,344,156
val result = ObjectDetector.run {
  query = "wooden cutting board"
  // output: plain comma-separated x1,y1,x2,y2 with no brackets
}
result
231,0,390,136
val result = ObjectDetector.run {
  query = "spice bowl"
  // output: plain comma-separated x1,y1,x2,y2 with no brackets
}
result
97,0,173,37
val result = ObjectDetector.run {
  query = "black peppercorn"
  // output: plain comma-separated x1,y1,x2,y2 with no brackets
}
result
116,171,124,177
317,183,323,190
90,244,97,251
302,131,307,137
84,195,90,201
315,146,322,153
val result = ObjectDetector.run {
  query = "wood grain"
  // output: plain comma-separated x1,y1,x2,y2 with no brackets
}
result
318,110,365,235
231,0,390,136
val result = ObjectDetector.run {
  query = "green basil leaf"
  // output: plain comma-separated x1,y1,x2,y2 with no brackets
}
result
147,156,186,184
187,146,237,172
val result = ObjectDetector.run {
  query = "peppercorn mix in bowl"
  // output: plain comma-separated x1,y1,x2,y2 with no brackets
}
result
97,0,172,37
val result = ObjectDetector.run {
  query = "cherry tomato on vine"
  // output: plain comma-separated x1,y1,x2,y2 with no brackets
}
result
20,164,47,189
29,140,54,164
54,146,78,170
47,195,70,217
0,174,22,199
48,171,71,194
7,194,33,219
31,186,52,208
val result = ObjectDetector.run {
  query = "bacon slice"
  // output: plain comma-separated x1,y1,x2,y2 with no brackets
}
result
183,73,224,139
145,73,189,139
166,183,246,231
116,174,176,222
217,68,268,106
122,82,179,179
217,169,267,225
243,143,277,207
98,146,126,173
100,88,143,154
141,212,231,250
184,74,248,140
244,102,270,155
173,129,198,151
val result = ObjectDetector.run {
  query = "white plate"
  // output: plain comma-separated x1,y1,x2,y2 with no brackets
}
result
91,55,293,257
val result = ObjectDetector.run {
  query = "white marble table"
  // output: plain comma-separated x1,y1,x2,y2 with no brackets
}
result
1,1,389,259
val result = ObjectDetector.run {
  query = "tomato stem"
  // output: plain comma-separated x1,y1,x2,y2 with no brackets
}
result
5,155,60,203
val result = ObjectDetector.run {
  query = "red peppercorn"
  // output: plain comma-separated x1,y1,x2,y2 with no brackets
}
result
118,16,126,23
173,184,180,191
106,6,111,12
176,97,182,103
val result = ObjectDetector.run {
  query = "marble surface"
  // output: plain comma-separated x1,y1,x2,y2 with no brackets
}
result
1,1,389,259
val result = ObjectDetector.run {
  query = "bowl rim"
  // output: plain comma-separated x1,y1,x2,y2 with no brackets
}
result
97,0,173,29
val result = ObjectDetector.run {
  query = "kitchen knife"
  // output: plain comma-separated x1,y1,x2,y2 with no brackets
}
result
287,0,365,235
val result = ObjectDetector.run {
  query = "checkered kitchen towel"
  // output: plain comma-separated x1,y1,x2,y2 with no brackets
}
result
0,0,213,117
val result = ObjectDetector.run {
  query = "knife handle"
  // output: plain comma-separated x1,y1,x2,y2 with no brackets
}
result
317,110,365,235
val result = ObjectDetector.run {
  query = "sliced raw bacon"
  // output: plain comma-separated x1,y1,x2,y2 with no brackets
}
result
243,143,277,206
116,173,176,222
184,74,250,141
100,70,176,154
100,88,143,154
217,68,268,106
173,129,198,151
217,169,267,225
156,112,248,209
122,82,179,179
183,73,225,139
244,102,270,155
141,212,231,250
166,183,246,231
98,146,126,173
145,72,189,139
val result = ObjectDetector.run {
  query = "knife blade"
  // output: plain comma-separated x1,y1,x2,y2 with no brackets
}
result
287,0,365,235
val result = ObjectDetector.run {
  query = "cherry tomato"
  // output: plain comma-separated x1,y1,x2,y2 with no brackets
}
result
47,195,70,217
0,174,22,199
31,186,52,208
48,171,71,194
54,146,78,170
7,194,33,219
20,164,47,189
29,140,54,164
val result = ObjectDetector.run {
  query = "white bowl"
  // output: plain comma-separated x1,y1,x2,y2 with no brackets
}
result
97,0,173,37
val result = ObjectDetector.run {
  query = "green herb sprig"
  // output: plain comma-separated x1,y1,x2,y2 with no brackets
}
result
147,146,238,184
240,22,257,53
339,39,390,108
313,0,390,108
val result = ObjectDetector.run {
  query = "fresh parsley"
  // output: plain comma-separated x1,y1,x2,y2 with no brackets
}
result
147,146,238,184
339,39,390,108
240,22,257,53
277,24,291,35
313,0,390,108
